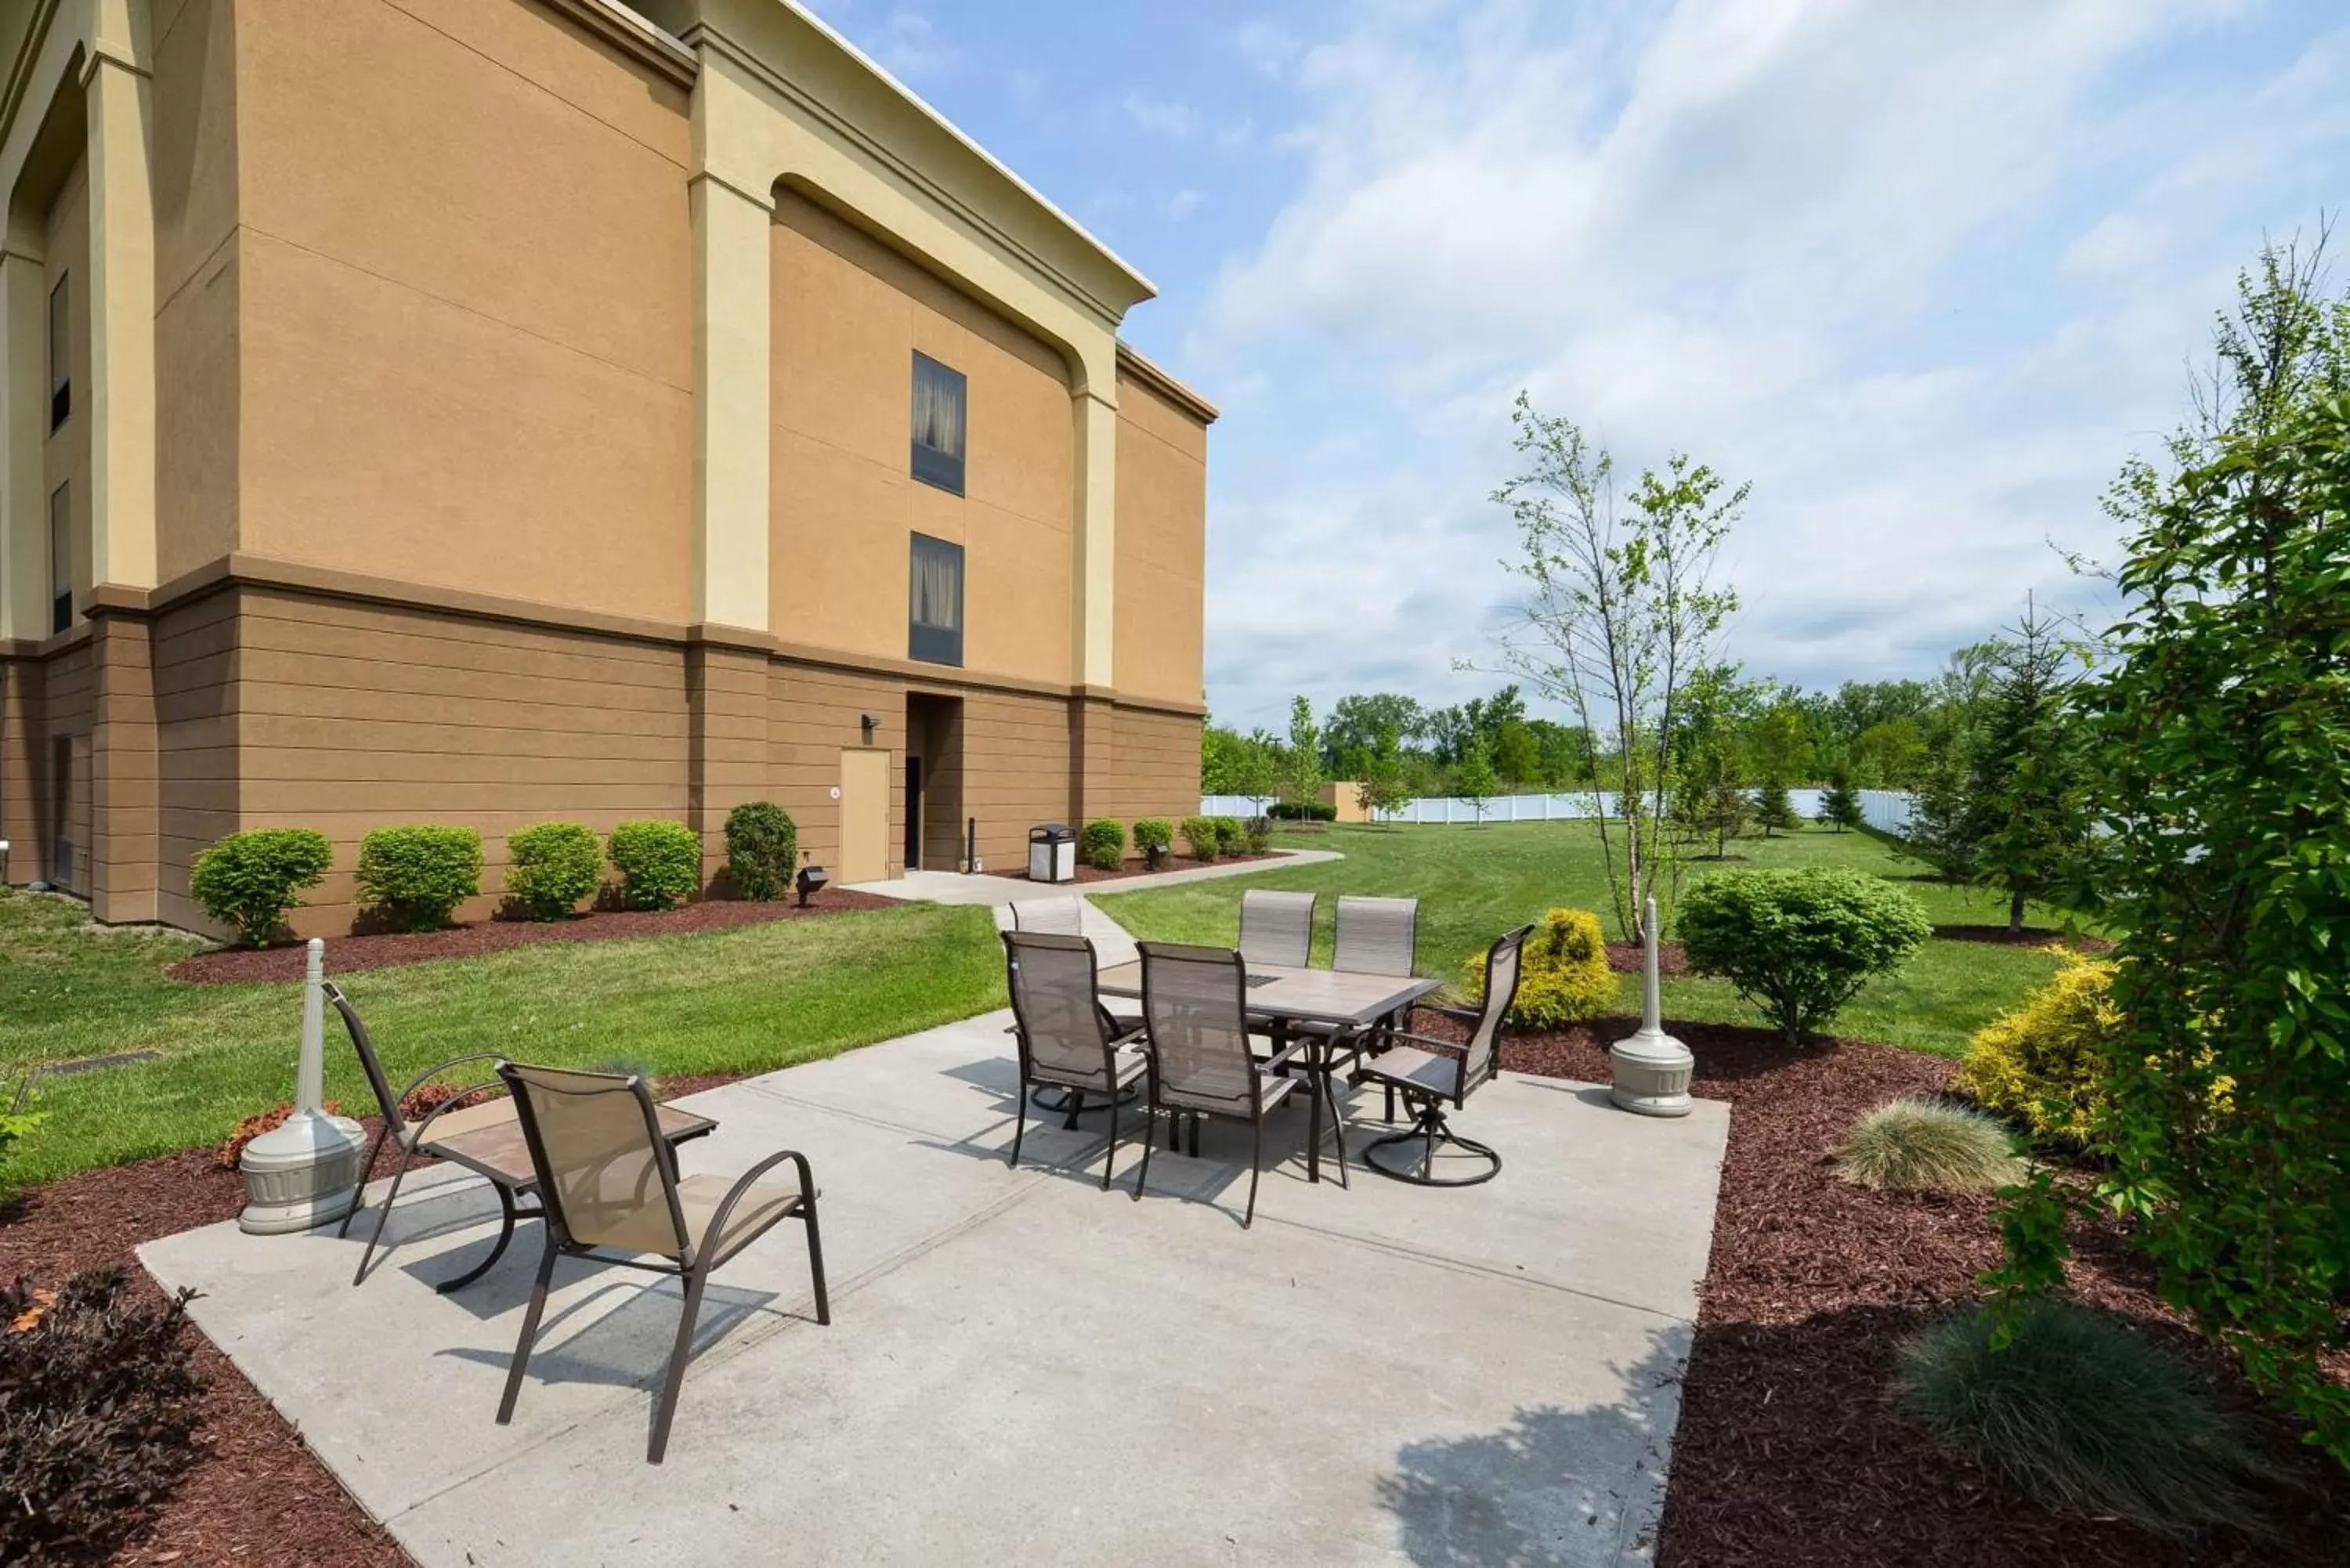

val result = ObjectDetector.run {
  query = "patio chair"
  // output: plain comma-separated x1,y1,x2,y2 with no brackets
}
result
1330,895,1420,1119
494,1063,829,1465
329,981,521,1291
1002,930,1148,1189
1350,924,1532,1187
1008,896,1084,935
1238,889,1315,969
1006,898,1141,1116
1130,940,1345,1228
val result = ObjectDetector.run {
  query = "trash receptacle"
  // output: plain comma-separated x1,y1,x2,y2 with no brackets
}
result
1029,823,1076,883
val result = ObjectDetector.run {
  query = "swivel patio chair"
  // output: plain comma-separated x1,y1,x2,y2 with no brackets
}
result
1238,889,1316,969
494,1063,829,1465
1002,929,1149,1188
1008,896,1086,936
1131,940,1346,1227
1350,924,1531,1187
1007,900,1140,1118
1331,895,1420,1120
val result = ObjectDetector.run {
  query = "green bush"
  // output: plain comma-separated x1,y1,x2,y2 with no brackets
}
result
1132,818,1173,863
1268,800,1337,822
0,1109,45,1201
1179,815,1217,860
0,1268,206,1563
355,825,483,932
1835,1097,2023,1192
608,819,703,911
1211,815,1246,856
503,822,603,922
1245,816,1273,854
187,828,334,946
1079,818,1125,871
1677,867,1932,1042
1895,1299,2262,1532
725,802,798,901
1470,907,1618,1027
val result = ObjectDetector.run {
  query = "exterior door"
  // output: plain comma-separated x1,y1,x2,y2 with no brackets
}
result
838,748,891,883
903,754,923,870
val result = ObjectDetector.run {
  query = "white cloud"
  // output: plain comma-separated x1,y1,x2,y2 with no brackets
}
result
1163,187,1206,222
1122,92,1202,141
1188,0,2350,727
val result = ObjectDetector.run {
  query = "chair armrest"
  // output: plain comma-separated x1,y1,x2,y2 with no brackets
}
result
1375,1031,1470,1060
1109,1027,1150,1051
396,1052,509,1102
1257,1039,1310,1076
1424,1004,1481,1027
700,1148,818,1259
406,1078,511,1146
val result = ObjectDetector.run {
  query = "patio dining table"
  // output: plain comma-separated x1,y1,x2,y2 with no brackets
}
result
1093,960,1442,1184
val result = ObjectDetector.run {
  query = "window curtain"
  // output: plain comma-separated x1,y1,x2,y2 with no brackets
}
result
911,539,962,631
913,363,964,457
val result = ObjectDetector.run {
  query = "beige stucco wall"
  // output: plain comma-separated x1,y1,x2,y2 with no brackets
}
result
1111,371,1206,707
43,153,89,626
229,0,696,626
768,188,1073,684
154,0,238,583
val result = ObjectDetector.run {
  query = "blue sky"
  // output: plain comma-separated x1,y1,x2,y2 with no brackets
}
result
805,0,2350,731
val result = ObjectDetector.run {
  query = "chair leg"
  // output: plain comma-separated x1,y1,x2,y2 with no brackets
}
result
435,1180,518,1293
802,1197,831,1326
1009,1078,1027,1169
352,1146,419,1287
1099,1088,1122,1192
1385,1084,1396,1124
1133,1105,1155,1202
1061,1091,1085,1133
1244,1117,1264,1229
649,1266,709,1465
338,1124,391,1237
1188,1112,1201,1158
497,1237,561,1426
1326,1074,1350,1189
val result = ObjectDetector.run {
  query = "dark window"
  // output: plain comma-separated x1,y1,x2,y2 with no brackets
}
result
48,482,70,634
909,533,964,667
48,273,67,430
910,352,966,495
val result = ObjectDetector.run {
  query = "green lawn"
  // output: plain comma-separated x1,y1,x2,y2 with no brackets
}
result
0,891,1004,1186
1095,821,2076,1060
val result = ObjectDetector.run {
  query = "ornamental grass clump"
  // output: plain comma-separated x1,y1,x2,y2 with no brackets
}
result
1470,907,1618,1027
1894,1299,2265,1534
503,822,604,921
1835,1097,2024,1193
1677,867,1931,1042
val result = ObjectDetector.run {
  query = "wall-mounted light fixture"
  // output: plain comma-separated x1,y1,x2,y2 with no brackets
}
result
859,712,877,744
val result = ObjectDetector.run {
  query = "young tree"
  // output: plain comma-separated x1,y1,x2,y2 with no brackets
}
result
1494,720,1540,790
1969,600,2092,933
1820,761,1865,833
1281,695,1324,811
1490,394,1744,940
1673,745,1749,858
1355,722,1412,824
1455,733,1499,826
1997,239,2350,1462
1234,730,1282,812
1754,775,1799,837
1906,746,1982,880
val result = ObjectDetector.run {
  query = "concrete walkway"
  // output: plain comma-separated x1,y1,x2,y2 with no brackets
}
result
846,846,1341,907
143,1016,1726,1566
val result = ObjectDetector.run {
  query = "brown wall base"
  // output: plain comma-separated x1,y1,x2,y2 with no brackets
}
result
0,579,1202,938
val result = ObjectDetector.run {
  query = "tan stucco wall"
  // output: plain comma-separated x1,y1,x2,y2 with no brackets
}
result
768,188,1073,684
1111,371,1206,707
154,0,238,583
42,153,89,625
230,0,696,627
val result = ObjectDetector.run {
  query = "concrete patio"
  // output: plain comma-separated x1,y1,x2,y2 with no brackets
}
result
143,1013,1728,1566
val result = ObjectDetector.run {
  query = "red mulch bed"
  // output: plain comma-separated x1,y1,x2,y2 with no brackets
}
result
985,851,1282,885
1470,1013,2350,1566
0,1071,745,1566
1935,923,2117,953
165,890,898,984
1606,940,1689,977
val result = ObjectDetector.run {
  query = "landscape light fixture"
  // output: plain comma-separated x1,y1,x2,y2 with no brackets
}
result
859,712,877,743
796,856,831,906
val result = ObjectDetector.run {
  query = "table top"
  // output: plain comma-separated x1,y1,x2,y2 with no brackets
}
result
1094,960,1440,1028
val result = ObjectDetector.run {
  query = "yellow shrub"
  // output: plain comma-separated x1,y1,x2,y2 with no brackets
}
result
1469,908,1621,1028
1956,951,2120,1140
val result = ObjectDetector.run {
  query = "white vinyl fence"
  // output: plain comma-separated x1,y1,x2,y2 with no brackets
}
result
1202,786,1919,836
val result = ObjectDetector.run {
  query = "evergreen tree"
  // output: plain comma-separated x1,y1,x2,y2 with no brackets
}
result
1906,746,1983,880
1755,775,1799,836
1969,602,2091,932
1820,761,1864,833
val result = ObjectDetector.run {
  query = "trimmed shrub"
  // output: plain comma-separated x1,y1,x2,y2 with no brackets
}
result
608,818,703,911
725,802,799,901
1079,818,1125,872
1245,816,1274,854
1955,952,2120,1143
0,1268,206,1563
1678,867,1932,1042
1470,907,1618,1028
1269,800,1338,822
1133,818,1173,865
503,822,603,921
1894,1299,2262,1533
1179,815,1217,860
1836,1097,2024,1192
0,1111,45,1201
1211,815,1246,856
188,827,334,946
355,825,483,932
